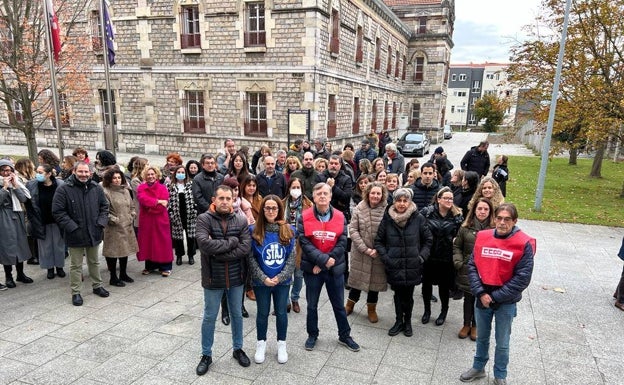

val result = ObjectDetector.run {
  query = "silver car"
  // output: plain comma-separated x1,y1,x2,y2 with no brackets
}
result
443,125,453,139
397,132,430,157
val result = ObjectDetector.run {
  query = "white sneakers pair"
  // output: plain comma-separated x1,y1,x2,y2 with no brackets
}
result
254,340,288,364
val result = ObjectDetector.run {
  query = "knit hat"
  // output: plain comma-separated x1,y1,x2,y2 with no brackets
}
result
434,146,444,154
0,159,15,171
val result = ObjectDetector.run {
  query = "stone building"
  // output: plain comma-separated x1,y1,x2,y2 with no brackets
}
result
2,0,454,157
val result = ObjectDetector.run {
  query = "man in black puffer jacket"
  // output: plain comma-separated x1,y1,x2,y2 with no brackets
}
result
411,162,440,211
195,185,252,375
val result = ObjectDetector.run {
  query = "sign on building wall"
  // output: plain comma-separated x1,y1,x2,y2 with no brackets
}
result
287,109,310,144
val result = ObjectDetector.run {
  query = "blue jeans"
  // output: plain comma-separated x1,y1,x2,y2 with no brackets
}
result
304,270,351,339
290,267,304,301
254,284,289,341
201,285,244,356
472,302,517,379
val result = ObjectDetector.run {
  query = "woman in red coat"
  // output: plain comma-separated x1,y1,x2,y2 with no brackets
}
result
137,165,174,276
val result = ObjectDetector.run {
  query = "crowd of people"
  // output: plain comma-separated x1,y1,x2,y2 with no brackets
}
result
1,135,541,385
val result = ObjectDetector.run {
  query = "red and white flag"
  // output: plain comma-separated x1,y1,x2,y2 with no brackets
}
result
46,0,62,62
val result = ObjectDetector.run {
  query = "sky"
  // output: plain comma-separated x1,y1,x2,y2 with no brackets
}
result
451,0,543,64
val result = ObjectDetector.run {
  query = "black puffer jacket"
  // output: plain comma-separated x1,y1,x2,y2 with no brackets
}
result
52,175,109,248
420,204,463,263
196,209,251,289
192,170,224,213
375,203,433,286
411,178,440,211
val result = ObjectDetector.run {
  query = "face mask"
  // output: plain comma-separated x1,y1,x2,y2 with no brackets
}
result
175,173,186,181
290,189,302,199
35,174,46,183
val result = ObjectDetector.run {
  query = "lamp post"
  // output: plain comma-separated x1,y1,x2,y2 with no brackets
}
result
534,0,572,212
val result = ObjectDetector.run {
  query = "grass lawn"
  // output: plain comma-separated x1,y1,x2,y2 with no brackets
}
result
507,156,624,227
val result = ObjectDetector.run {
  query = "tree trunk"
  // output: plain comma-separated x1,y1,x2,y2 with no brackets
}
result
589,142,606,178
620,180,624,198
568,148,578,165
24,125,38,165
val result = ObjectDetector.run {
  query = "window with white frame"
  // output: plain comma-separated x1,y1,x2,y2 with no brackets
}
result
472,80,481,93
12,98,24,123
183,90,205,133
451,74,456,81
245,2,266,47
245,92,267,136
180,5,201,48
458,73,466,81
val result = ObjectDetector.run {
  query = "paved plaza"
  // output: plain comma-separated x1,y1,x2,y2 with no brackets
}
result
0,135,623,384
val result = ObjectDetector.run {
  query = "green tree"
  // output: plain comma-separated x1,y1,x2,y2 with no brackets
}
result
0,0,91,162
473,94,509,132
507,0,624,178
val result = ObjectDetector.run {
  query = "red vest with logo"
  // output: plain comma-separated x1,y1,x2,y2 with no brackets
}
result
302,208,344,254
473,229,536,286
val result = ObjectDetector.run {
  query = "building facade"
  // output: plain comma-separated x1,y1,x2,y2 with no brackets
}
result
445,62,518,129
2,0,454,157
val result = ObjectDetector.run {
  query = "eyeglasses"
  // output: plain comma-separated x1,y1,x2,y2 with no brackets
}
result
263,206,279,212
495,216,514,222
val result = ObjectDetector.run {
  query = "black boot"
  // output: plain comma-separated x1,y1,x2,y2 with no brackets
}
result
403,312,413,337
47,268,55,279
4,270,16,288
15,262,33,284
421,301,431,324
176,256,183,266
221,293,230,325
435,307,448,326
188,255,195,265
106,257,125,287
118,257,134,283
388,296,404,336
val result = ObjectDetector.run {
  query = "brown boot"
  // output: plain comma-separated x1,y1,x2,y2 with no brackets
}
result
458,325,470,339
345,299,356,315
367,303,378,323
470,326,477,341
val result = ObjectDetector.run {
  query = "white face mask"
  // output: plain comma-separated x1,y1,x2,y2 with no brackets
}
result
290,189,302,199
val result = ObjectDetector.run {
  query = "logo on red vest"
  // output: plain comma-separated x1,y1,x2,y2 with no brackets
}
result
481,247,513,262
312,230,337,242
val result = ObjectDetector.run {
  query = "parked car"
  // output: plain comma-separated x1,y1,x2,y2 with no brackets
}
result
397,132,430,157
443,125,453,139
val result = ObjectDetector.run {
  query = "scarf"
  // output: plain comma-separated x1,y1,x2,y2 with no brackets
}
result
388,201,417,227
0,176,30,212
287,196,303,225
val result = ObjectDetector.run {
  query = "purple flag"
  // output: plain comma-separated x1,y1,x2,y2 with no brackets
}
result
103,1,115,66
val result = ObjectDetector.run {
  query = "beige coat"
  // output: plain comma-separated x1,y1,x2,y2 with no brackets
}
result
348,199,388,292
103,185,139,258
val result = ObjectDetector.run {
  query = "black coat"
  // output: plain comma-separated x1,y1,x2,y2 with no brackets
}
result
492,164,509,197
196,209,251,289
192,170,224,213
297,206,348,276
411,178,440,211
25,178,64,240
256,171,287,199
460,146,490,177
322,170,353,220
375,206,432,286
420,204,463,285
52,175,109,247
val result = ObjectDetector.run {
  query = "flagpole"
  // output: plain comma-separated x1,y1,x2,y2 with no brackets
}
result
43,0,65,159
100,0,116,156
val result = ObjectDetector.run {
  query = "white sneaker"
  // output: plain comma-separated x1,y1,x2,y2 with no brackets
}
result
277,340,288,364
254,340,266,364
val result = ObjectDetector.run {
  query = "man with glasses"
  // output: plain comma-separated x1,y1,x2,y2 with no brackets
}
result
290,152,324,200
298,183,360,352
411,162,440,211
192,154,224,213
460,203,535,385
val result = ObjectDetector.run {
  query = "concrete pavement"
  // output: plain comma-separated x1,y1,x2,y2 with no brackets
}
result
1,135,623,385
0,220,622,385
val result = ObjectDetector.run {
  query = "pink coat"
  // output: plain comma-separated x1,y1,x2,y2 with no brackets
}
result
137,182,173,263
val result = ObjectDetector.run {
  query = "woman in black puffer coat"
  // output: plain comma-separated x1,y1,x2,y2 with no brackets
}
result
375,188,432,338
420,187,463,327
